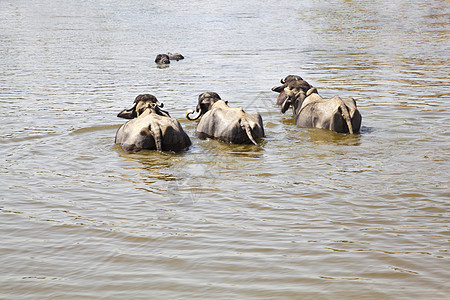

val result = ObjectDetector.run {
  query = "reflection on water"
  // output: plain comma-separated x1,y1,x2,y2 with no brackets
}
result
70,124,120,135
299,128,363,146
1,0,449,299
115,146,180,184
201,138,265,157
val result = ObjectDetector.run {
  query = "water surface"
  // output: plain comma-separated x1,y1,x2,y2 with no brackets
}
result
1,0,449,299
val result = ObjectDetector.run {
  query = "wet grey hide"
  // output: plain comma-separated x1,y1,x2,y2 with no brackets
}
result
281,82,362,134
186,92,264,145
115,95,191,152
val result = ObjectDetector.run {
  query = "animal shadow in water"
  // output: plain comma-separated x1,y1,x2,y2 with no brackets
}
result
299,127,363,146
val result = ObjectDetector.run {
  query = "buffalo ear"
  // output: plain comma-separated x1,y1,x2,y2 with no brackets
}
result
117,103,137,119
272,85,284,93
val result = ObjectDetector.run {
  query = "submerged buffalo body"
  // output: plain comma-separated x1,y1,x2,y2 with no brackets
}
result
167,52,184,61
155,52,184,65
281,81,361,134
115,94,191,152
186,92,264,145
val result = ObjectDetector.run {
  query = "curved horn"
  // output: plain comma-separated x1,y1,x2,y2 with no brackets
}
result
281,98,291,114
155,100,164,108
154,105,171,117
281,87,295,114
117,102,137,119
186,106,204,121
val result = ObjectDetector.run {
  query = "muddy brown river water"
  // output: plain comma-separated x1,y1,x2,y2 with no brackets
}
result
1,0,449,298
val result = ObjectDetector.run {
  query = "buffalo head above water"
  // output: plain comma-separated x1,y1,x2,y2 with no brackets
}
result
280,80,315,114
117,94,169,119
271,75,303,92
155,54,170,65
155,53,184,65
185,92,225,121
272,75,312,106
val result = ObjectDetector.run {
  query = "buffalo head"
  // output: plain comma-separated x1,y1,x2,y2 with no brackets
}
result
155,54,170,64
271,75,303,92
272,75,311,106
186,92,224,120
117,94,169,119
281,80,318,114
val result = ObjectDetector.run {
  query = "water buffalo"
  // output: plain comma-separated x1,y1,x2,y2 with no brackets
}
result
155,53,184,64
281,81,362,134
167,52,184,61
155,54,170,65
186,92,264,145
272,75,312,106
115,94,191,152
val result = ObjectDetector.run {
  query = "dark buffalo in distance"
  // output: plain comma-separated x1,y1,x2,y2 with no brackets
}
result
155,54,170,65
155,52,184,65
115,94,191,152
186,92,265,145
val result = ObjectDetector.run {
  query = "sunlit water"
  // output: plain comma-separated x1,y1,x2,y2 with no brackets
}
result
1,0,449,299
